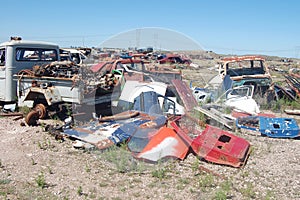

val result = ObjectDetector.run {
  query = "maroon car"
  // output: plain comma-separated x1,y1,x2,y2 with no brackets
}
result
158,54,191,64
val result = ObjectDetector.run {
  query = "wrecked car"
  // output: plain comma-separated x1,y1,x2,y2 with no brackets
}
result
60,48,87,65
157,54,191,65
218,56,272,96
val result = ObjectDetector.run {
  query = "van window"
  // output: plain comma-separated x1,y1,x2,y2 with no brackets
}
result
0,48,5,66
16,48,57,61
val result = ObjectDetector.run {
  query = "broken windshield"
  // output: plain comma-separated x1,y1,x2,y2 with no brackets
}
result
16,48,58,61
226,60,265,77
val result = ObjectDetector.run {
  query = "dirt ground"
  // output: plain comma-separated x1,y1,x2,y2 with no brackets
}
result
0,66,300,200
0,114,299,200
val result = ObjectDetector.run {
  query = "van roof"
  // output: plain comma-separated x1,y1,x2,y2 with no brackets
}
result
0,40,59,48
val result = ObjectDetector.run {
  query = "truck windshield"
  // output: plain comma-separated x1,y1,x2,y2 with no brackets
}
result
226,60,265,77
16,48,57,61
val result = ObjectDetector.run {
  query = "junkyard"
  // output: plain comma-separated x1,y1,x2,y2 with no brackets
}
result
0,36,299,200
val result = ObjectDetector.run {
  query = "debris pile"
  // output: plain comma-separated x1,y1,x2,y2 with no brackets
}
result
5,50,300,171
19,61,80,78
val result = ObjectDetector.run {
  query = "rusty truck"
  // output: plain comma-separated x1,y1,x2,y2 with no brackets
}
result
0,37,60,104
218,55,272,96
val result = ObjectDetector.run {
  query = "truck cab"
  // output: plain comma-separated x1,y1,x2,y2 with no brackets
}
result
0,37,60,103
218,56,272,96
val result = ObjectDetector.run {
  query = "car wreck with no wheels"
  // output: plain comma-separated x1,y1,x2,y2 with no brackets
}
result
218,55,272,96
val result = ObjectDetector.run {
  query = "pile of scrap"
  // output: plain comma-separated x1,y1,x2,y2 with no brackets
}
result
188,55,300,140
17,59,127,125
265,68,300,103
60,110,251,168
63,111,167,150
269,68,300,114
44,78,252,168
191,75,260,130
284,70,300,99
19,61,80,78
20,53,300,170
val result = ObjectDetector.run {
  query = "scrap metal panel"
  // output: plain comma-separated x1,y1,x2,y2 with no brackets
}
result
236,116,300,138
132,126,190,162
172,79,198,112
192,125,251,167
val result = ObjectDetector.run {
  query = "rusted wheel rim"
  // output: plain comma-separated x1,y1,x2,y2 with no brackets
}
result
25,110,40,126
34,104,47,119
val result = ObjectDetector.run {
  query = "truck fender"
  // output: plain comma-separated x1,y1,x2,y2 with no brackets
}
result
24,87,62,106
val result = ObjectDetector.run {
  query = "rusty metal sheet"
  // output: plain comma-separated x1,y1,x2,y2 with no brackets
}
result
231,110,276,118
274,84,296,101
172,79,198,112
221,55,265,63
90,61,115,73
284,75,300,98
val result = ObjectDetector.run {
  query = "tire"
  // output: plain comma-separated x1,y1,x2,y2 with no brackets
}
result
25,110,40,126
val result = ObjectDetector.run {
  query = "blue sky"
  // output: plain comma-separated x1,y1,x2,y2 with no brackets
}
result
1,0,300,58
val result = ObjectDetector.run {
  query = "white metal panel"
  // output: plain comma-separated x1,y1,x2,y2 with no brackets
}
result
119,80,167,103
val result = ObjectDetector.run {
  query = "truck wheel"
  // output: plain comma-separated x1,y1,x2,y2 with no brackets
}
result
25,110,40,126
